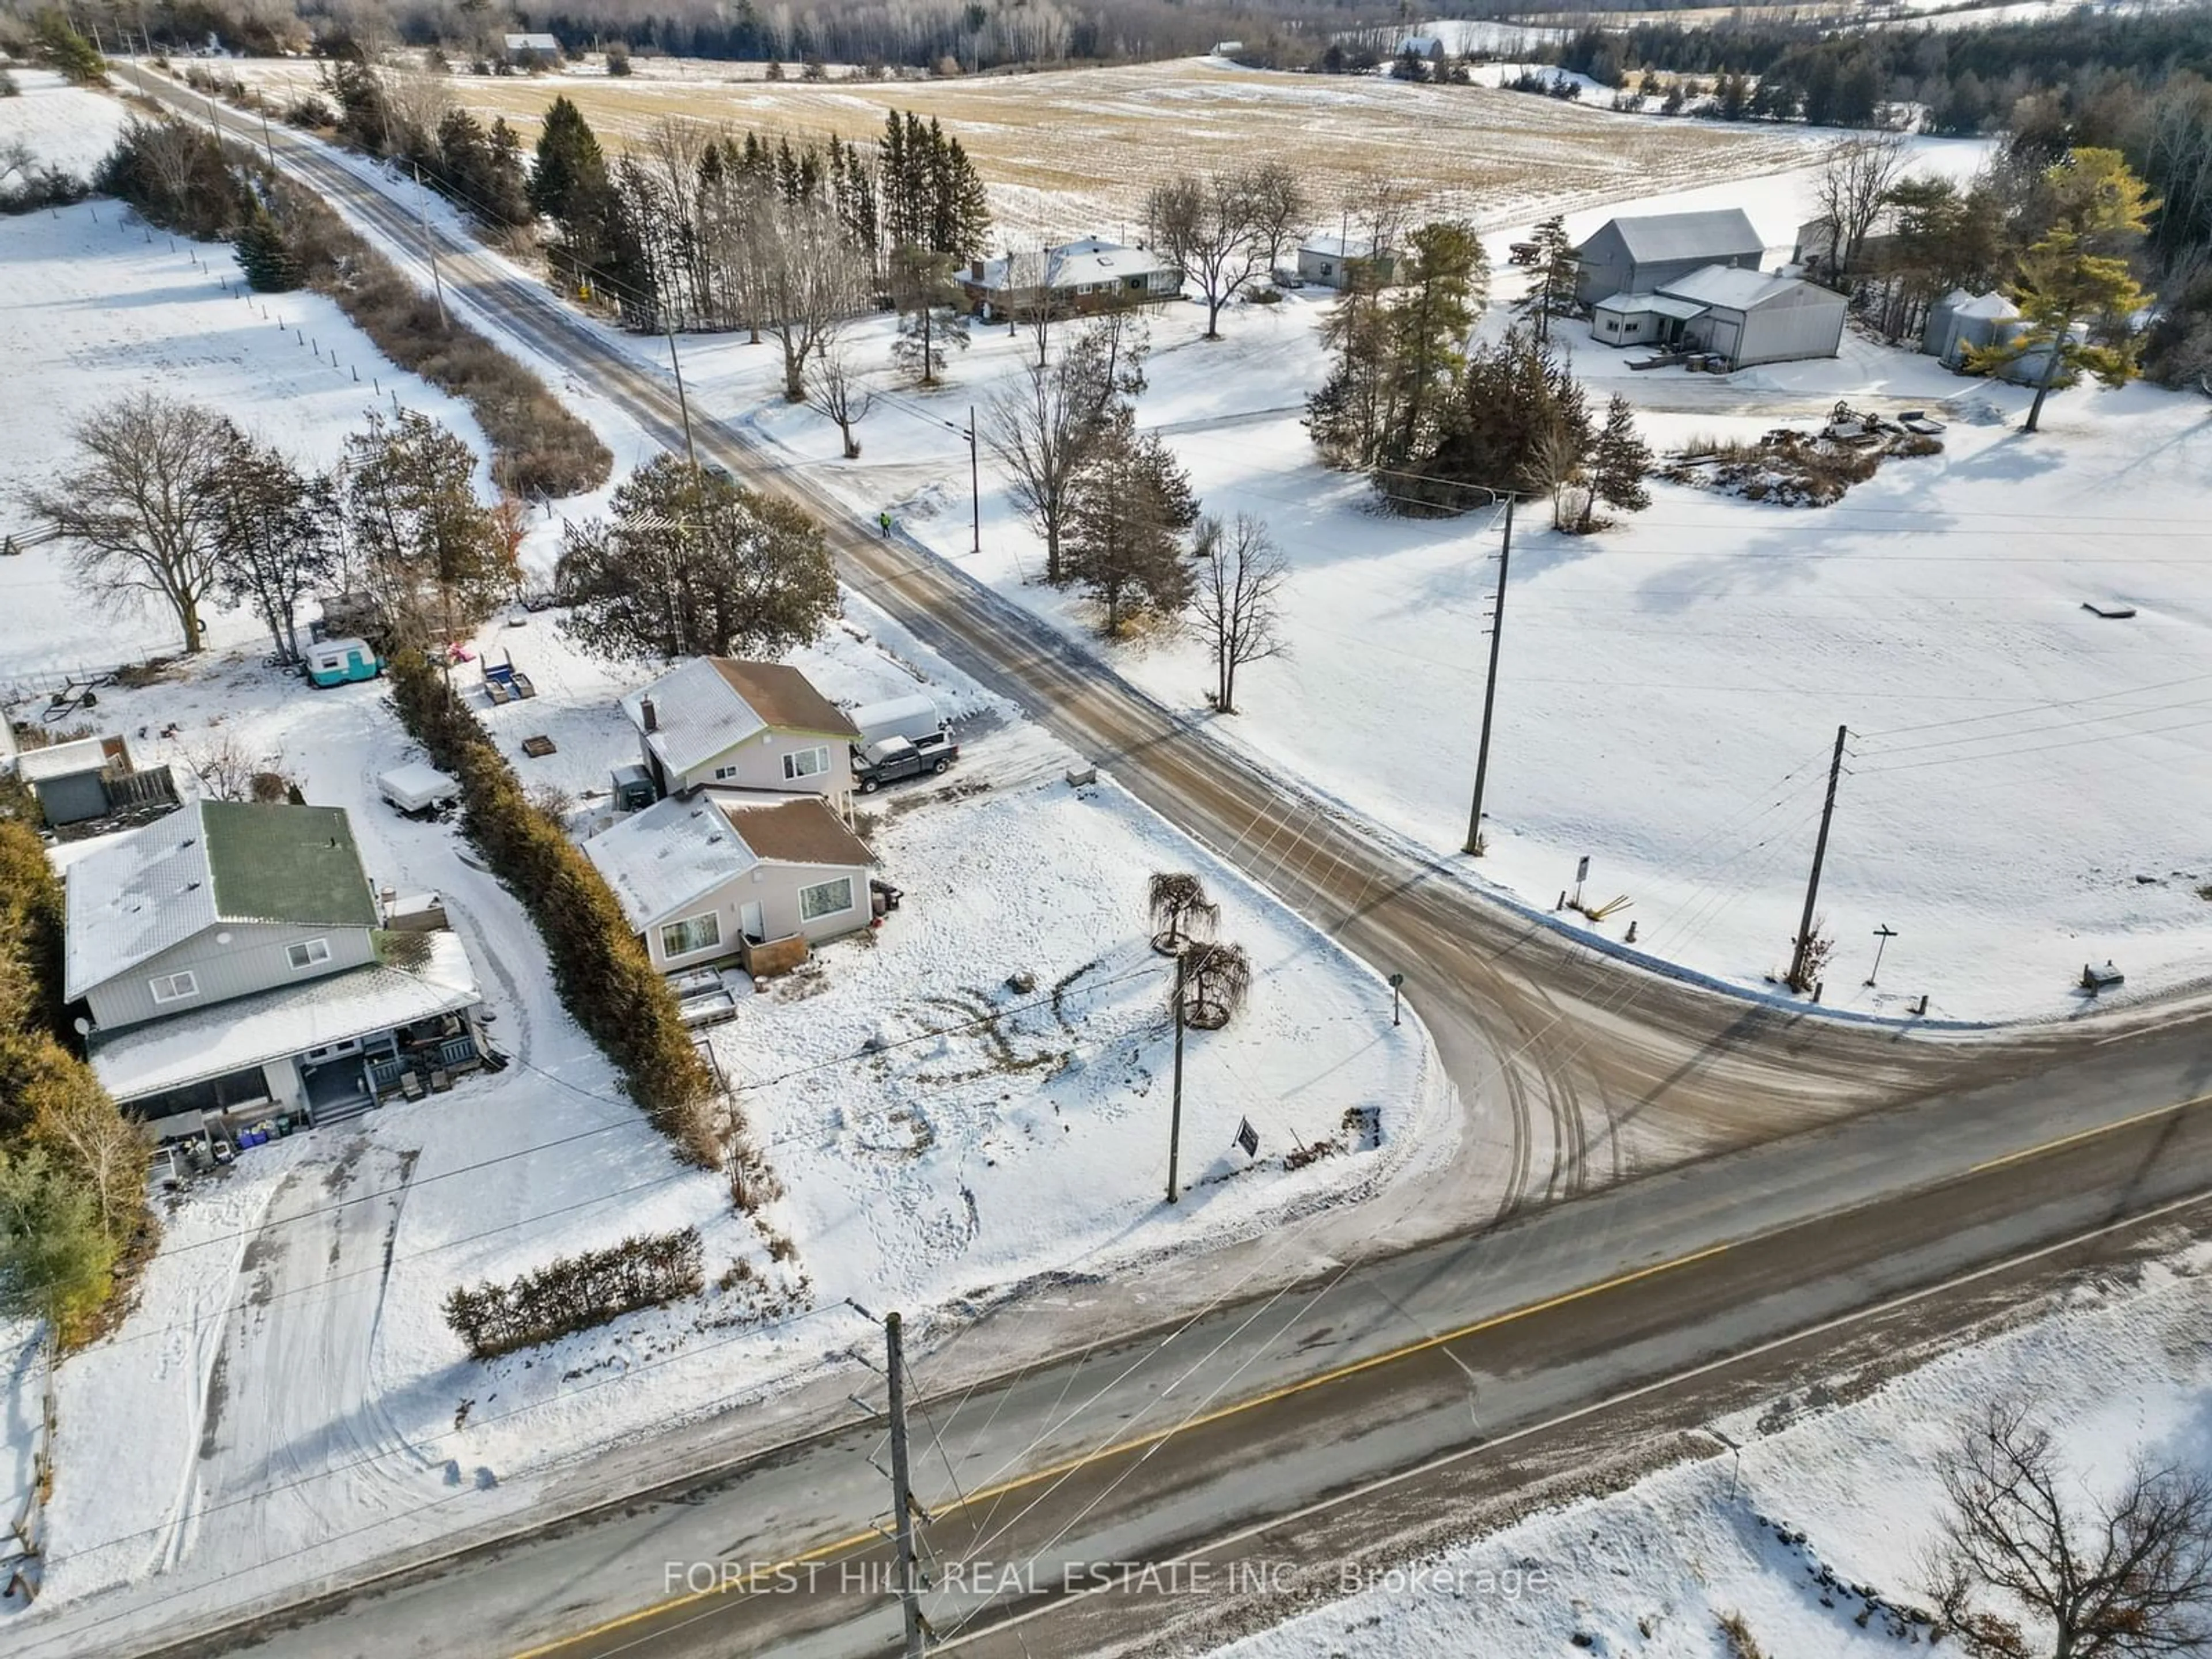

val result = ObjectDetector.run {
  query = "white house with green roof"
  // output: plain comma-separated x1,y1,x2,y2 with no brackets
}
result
62,800,483,1137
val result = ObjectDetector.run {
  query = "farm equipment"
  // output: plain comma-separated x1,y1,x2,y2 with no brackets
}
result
483,654,537,705
1508,241,1543,266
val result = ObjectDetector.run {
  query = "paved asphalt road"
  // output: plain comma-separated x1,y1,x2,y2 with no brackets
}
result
99,70,2212,1659
143,1047,2210,1659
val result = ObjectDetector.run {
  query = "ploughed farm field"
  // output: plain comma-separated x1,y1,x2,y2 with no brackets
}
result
222,55,1831,240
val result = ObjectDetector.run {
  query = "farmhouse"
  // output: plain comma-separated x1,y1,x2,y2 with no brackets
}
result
621,657,863,809
1296,235,1398,289
63,799,484,1138
1593,265,1846,368
1573,209,1764,305
502,31,560,65
960,237,1182,319
584,791,878,974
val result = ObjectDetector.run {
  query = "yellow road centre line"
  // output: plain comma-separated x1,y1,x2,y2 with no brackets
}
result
1968,1092,2210,1175
516,1089,2212,1657
507,1244,1729,1658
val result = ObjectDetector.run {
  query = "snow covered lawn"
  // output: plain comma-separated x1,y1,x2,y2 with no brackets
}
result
3,597,1429,1630
0,202,491,680
0,68,127,180
1216,1243,2212,1658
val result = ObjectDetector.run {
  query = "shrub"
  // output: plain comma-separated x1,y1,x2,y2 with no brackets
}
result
386,652,720,1162
443,1225,703,1358
91,122,609,497
264,180,609,496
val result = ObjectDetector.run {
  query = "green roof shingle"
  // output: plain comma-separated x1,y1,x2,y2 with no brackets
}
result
200,801,378,929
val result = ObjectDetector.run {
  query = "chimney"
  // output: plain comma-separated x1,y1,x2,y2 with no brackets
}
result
969,257,984,281
641,695,658,733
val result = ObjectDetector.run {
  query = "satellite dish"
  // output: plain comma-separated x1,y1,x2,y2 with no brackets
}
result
215,930,234,945
73,1016,90,1036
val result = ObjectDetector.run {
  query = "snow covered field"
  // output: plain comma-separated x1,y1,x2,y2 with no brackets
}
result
0,200,487,681
221,52,1830,247
1215,1241,2212,1658
0,67,128,180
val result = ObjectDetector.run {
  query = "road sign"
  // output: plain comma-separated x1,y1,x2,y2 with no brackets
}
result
1234,1118,1259,1158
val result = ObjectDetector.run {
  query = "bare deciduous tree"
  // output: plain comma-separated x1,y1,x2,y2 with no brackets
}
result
804,328,876,459
1925,1399,2212,1659
1815,132,1910,282
1245,158,1309,274
1190,512,1289,715
28,393,233,654
1147,872,1218,956
984,314,1146,585
1146,168,1270,339
741,196,872,402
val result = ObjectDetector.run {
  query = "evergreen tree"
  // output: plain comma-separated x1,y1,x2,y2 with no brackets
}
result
1380,220,1486,467
232,203,303,292
1968,147,2157,431
344,410,509,653
1400,330,1591,515
1064,409,1199,636
1304,257,1393,468
555,455,837,660
1525,214,1578,346
890,245,970,386
0,1144,118,1342
32,10,105,86
531,96,607,226
934,131,992,259
1589,395,1653,525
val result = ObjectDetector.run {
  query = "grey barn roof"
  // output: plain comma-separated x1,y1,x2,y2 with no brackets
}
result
1585,209,1763,266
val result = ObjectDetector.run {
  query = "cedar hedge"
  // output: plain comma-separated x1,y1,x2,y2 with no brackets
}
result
0,811,157,1346
385,652,723,1166
444,1225,703,1359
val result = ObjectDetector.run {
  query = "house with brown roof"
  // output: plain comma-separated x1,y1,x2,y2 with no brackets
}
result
582,790,878,973
619,658,863,811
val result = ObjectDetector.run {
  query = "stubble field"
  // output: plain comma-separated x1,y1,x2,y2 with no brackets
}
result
226,55,1827,241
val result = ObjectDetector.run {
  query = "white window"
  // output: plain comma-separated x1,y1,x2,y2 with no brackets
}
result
660,911,721,959
149,971,199,1004
783,746,830,782
798,877,854,923
713,763,742,781
287,938,332,971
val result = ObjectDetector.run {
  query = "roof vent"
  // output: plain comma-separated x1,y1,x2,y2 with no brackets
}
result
184,881,200,892
641,695,659,733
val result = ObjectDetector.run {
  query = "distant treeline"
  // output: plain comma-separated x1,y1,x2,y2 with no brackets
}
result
1556,9,2212,136
17,0,1407,71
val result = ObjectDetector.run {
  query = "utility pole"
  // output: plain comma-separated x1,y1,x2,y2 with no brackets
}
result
1166,950,1186,1204
1788,725,1849,994
412,165,448,330
967,406,980,558
884,1312,927,1659
259,101,277,171
666,316,703,490
1464,494,1516,856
